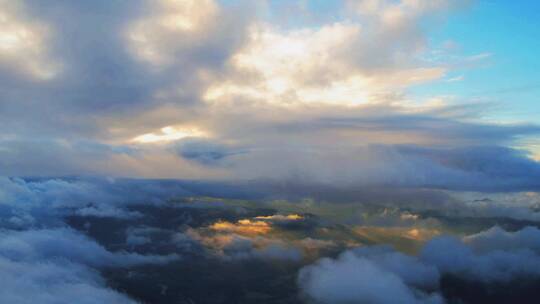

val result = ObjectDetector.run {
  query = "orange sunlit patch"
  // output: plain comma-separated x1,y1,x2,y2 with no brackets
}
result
210,219,271,235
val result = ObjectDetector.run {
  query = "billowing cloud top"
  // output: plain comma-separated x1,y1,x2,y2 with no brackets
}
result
1,0,539,192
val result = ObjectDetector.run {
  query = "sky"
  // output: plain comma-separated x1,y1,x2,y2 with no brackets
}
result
3,2,540,303
412,1,540,120
1,0,540,187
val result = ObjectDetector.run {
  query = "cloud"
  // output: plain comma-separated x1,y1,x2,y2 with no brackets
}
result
209,219,272,235
0,176,189,303
456,192,540,222
126,0,249,69
202,0,471,107
75,205,143,219
0,256,135,304
126,0,245,68
175,138,247,166
422,226,540,282
422,237,540,283
350,246,440,289
0,227,178,304
298,247,443,304
0,176,192,211
199,142,540,191
299,226,540,304
254,214,304,221
0,0,252,144
0,176,269,229
220,234,303,261
3,171,540,303
0,0,538,197
0,0,60,79
464,226,540,253
125,226,174,248
203,12,448,106
446,75,464,82
0,177,123,227
186,228,302,261
0,228,178,268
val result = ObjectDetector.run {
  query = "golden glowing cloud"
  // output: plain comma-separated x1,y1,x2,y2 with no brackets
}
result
204,24,373,106
204,21,445,107
210,219,272,235
131,126,208,144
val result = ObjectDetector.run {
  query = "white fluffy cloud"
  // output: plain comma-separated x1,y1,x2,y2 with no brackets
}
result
203,0,456,107
299,226,540,303
298,247,443,304
0,227,179,304
0,256,134,304
0,177,184,303
422,226,540,282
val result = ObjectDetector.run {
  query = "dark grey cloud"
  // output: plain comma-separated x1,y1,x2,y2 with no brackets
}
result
301,115,540,145
0,176,262,223
175,138,248,166
464,226,540,253
189,142,540,191
393,144,540,191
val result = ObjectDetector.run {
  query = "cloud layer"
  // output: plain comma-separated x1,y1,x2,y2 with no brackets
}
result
299,226,540,304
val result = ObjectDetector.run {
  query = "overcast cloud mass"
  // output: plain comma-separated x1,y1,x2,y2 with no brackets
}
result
1,0,540,303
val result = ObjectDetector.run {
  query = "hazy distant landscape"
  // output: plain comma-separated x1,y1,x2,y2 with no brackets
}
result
2,177,540,303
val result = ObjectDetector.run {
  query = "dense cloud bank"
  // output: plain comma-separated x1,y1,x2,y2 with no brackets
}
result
299,226,540,304
0,0,539,193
